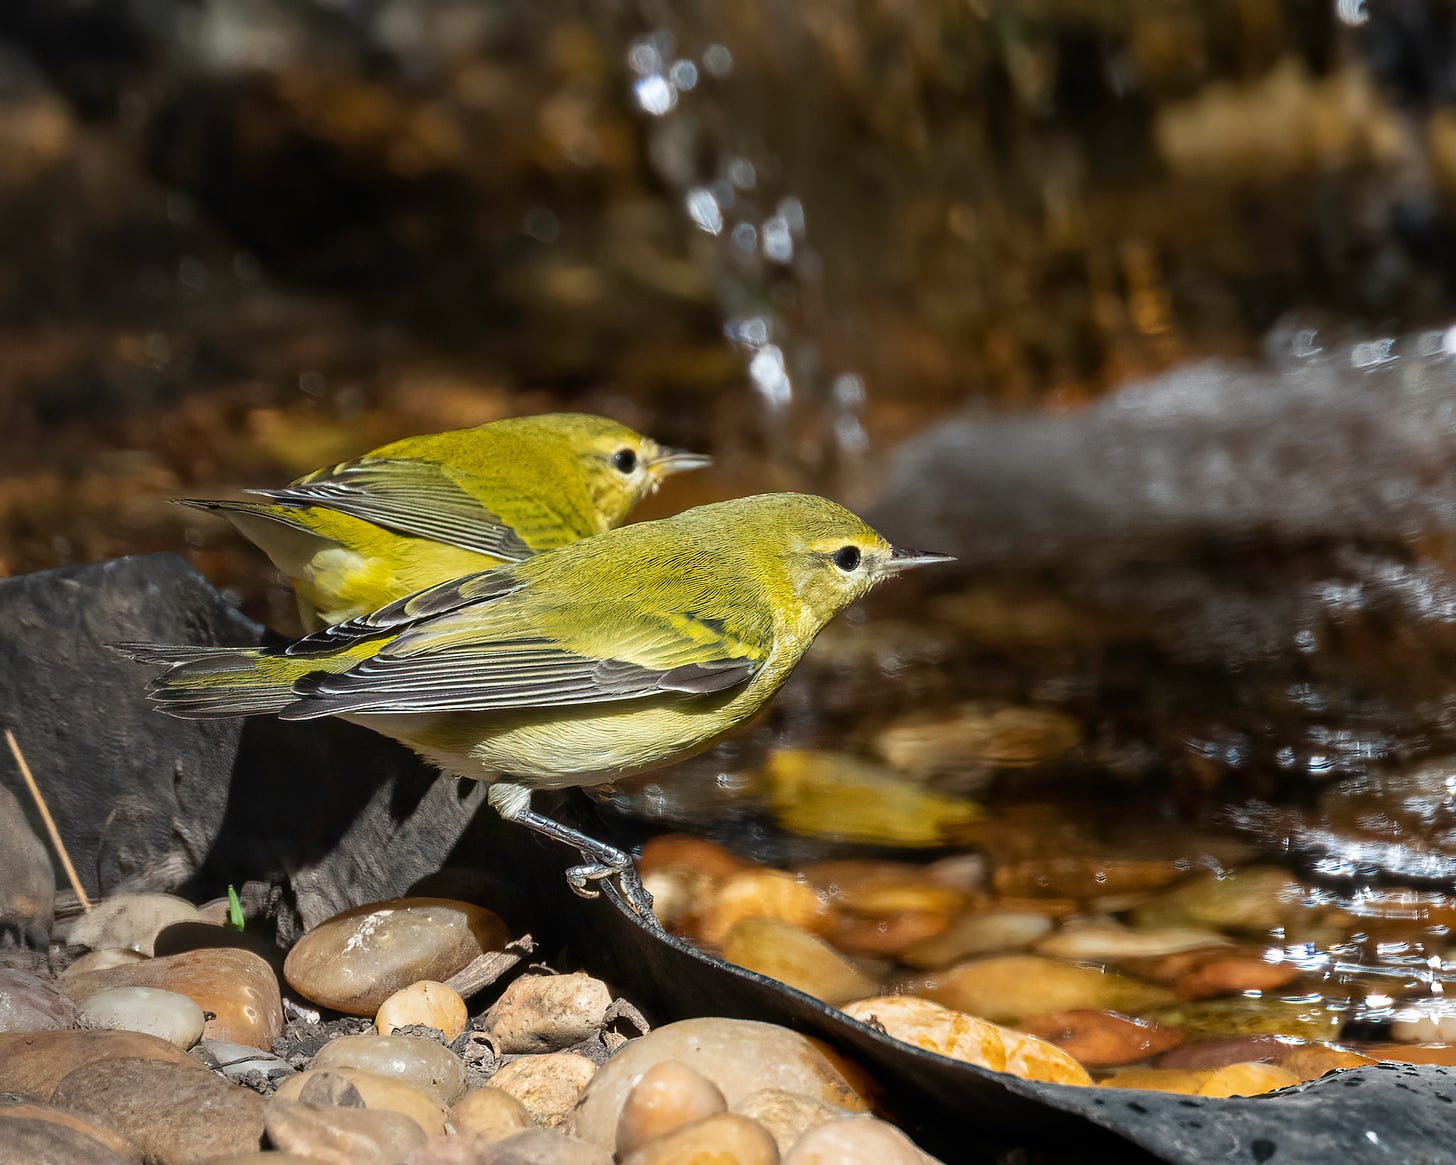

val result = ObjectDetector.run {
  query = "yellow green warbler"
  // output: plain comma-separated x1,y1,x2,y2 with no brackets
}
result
185,412,709,628
124,493,951,917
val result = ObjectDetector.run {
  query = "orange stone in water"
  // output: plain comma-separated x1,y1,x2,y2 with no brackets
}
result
841,995,1092,1086
1018,1009,1184,1068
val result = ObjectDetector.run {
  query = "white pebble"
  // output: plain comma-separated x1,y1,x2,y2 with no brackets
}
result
80,985,205,1048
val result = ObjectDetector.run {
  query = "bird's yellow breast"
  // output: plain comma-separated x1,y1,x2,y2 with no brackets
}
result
358,646,800,788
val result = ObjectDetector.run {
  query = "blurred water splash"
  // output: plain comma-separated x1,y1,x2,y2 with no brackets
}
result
615,16,870,492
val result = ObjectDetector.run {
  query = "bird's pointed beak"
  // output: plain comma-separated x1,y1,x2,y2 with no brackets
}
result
880,545,956,575
648,446,714,476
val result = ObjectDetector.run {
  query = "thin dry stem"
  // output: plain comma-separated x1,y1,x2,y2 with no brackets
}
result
5,728,92,911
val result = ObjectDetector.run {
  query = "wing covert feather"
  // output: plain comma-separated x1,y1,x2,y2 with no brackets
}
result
254,459,543,559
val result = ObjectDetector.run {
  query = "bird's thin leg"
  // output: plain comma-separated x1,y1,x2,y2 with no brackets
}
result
488,783,659,928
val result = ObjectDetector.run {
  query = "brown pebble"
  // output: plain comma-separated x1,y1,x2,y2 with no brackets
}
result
1018,1009,1183,1068
284,898,509,1016
1172,952,1303,1000
1360,1043,1456,1066
449,1086,533,1141
266,1097,427,1165
639,835,751,883
1154,1035,1287,1070
830,911,953,959
620,1112,778,1165
615,1060,727,1157
0,1029,205,1099
782,1115,924,1164
51,1054,265,1162
0,1096,140,1160
61,947,283,1048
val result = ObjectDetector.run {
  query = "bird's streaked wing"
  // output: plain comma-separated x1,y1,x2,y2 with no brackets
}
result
251,459,534,559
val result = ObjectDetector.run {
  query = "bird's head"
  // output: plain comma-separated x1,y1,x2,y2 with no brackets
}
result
541,414,712,526
708,493,955,634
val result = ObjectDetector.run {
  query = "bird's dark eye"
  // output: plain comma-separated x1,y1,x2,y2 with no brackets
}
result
612,449,637,473
831,545,861,572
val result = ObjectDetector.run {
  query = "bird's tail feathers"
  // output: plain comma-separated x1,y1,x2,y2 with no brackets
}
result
112,641,306,719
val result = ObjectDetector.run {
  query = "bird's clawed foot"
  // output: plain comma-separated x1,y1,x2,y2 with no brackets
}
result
566,857,661,931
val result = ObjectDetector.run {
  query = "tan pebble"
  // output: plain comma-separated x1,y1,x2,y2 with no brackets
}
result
722,917,880,1005
640,869,697,931
695,870,837,948
921,854,987,895
842,996,1090,1087
312,1033,467,1104
204,1156,329,1164
490,1052,598,1126
61,947,283,1048
284,898,510,1016
376,981,468,1042
1275,1044,1376,1082
275,1067,447,1137
64,949,148,975
484,972,612,1053
1132,868,1308,933
66,894,203,955
449,1086,532,1141
615,1060,726,1157
902,955,1173,1023
266,1097,427,1165
621,1112,777,1165
1101,1061,1301,1097
1145,997,1341,1043
568,1018,870,1149
873,702,1081,778
797,861,967,918
1390,1009,1456,1044
1036,919,1229,961
782,1115,924,1164
731,1090,850,1155
1099,1066,1208,1095
899,911,1052,969
1197,1062,1302,1097
483,1127,614,1164
1018,1009,1183,1068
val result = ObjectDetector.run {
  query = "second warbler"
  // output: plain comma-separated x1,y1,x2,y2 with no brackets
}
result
186,412,709,628
125,494,952,911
